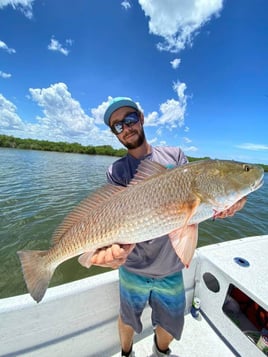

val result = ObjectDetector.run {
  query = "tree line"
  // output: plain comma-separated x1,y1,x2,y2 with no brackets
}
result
0,134,267,171
0,134,127,157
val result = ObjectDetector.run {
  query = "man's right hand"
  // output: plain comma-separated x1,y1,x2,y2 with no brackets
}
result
90,243,135,269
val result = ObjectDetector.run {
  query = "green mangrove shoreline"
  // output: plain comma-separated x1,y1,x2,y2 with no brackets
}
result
0,134,267,171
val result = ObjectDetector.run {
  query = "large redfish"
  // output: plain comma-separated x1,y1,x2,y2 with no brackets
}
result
17,159,264,302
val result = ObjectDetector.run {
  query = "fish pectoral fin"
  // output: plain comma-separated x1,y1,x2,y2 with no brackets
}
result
169,224,198,268
78,251,94,268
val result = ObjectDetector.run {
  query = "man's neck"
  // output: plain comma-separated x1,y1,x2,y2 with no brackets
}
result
127,141,152,159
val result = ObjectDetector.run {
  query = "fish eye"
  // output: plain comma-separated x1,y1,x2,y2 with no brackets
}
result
243,164,250,172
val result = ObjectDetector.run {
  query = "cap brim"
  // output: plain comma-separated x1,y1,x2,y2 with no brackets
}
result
104,98,138,126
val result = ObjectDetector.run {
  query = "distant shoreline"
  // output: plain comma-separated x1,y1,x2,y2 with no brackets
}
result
1,134,267,172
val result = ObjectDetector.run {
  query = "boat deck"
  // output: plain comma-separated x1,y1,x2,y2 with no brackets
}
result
111,313,236,357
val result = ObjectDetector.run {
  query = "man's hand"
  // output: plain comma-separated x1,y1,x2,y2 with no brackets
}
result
215,196,247,219
90,243,135,269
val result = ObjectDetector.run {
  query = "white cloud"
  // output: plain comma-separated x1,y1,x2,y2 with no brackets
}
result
145,80,187,128
48,37,73,56
170,58,181,69
121,0,131,10
236,143,268,151
145,110,158,126
0,93,25,130
159,140,167,146
65,38,74,46
183,136,192,144
182,145,198,152
0,0,35,18
158,98,184,128
0,86,123,147
91,97,112,125
28,83,96,137
0,86,190,150
0,40,16,54
148,137,158,145
0,70,11,78
139,0,223,52
156,127,162,136
181,136,198,153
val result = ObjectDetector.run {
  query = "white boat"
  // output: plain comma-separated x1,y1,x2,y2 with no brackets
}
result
1,235,267,357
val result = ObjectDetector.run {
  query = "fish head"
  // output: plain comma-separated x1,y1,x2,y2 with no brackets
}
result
192,160,264,210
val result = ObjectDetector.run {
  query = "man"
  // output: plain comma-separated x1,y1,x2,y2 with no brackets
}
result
91,97,246,357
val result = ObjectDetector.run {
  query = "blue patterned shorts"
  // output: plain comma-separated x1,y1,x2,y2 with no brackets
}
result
119,266,186,339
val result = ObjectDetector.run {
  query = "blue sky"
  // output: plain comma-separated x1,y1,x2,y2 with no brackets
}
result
0,0,268,164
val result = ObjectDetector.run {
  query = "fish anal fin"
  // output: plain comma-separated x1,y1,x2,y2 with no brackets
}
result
129,159,167,186
51,184,124,246
169,224,198,267
78,251,94,268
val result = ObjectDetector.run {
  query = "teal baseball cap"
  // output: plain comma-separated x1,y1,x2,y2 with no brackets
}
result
104,97,138,126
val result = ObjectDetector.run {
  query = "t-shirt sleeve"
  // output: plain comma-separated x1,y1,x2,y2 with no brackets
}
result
106,164,125,186
177,148,189,165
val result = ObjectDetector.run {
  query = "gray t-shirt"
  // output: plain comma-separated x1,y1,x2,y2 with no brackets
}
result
106,146,188,277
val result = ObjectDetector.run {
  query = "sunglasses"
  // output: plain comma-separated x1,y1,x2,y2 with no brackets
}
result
110,112,140,135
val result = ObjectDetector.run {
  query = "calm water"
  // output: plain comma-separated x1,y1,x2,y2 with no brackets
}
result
0,148,267,299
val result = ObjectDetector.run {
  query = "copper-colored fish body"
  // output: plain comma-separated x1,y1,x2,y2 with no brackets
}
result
17,159,264,302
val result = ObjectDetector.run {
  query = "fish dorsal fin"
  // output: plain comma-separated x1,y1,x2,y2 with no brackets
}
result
129,159,167,186
51,184,124,246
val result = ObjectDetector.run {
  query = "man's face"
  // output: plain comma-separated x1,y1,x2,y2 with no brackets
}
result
109,107,145,150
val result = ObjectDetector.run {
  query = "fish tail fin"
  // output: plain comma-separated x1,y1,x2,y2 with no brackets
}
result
169,224,198,268
17,250,55,303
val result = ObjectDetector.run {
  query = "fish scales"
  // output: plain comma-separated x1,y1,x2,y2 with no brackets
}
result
80,172,189,245
17,159,264,302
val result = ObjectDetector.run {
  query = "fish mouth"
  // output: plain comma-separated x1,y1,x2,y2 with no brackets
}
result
252,176,264,191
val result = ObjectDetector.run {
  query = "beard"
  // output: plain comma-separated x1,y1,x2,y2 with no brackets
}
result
119,126,146,150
